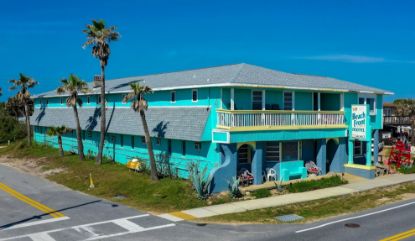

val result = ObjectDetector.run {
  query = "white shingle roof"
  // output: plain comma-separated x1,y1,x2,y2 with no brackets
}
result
34,63,392,98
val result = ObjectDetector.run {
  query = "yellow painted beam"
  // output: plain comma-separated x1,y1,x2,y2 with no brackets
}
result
344,163,376,171
220,124,347,132
0,182,64,218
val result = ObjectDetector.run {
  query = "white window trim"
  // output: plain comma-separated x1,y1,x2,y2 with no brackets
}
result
358,94,377,115
170,91,176,103
283,91,295,111
191,89,198,102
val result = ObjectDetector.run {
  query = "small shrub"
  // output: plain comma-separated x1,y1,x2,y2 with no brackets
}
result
286,175,347,193
228,177,242,198
188,162,213,200
252,188,271,199
398,165,415,174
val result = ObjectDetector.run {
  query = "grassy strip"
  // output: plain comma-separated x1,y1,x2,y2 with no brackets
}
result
399,165,415,174
201,182,415,224
286,175,347,193
0,141,232,213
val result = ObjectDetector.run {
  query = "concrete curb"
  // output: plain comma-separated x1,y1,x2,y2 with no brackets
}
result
167,173,415,219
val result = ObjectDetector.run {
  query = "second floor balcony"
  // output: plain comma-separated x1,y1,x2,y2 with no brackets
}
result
217,109,346,131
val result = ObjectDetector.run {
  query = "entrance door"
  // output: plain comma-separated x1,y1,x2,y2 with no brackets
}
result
326,139,338,172
237,144,253,174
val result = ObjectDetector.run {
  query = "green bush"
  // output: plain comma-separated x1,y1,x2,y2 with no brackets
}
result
286,175,347,193
252,188,271,198
398,165,415,174
0,107,26,144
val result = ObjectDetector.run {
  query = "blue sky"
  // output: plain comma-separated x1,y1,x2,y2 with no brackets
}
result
1,0,414,101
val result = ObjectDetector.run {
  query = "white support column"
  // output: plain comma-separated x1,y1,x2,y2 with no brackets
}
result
262,90,266,110
318,92,321,111
230,88,235,110
340,93,344,111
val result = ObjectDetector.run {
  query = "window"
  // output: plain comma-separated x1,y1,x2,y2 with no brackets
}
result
87,96,90,104
252,90,263,110
354,140,363,156
46,99,49,105
358,95,376,115
168,140,172,154
82,131,86,140
141,136,146,144
60,98,63,104
131,136,135,149
282,141,298,161
120,135,124,147
237,144,251,164
87,131,92,138
156,138,161,145
192,89,198,102
265,142,280,162
182,141,186,155
194,142,202,151
171,91,176,103
283,92,294,110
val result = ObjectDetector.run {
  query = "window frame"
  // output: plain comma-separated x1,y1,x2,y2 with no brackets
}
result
283,91,295,111
141,136,146,144
354,140,363,156
251,90,263,110
171,91,176,103
156,137,161,145
182,141,186,156
265,141,281,162
191,89,198,102
131,136,135,149
120,135,124,147
194,142,202,151
358,94,377,115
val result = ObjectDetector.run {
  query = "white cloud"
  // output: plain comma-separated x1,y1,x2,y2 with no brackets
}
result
298,54,385,63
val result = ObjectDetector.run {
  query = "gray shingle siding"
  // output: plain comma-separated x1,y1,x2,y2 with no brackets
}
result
30,107,210,141
33,63,391,98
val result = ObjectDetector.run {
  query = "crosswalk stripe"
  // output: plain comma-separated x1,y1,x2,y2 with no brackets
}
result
112,219,144,232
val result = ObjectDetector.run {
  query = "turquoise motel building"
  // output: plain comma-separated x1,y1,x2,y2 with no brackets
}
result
30,64,392,192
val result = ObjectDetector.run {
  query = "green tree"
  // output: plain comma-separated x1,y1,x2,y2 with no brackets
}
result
57,74,89,160
9,73,37,145
123,81,158,181
83,19,120,165
393,99,415,145
47,126,71,157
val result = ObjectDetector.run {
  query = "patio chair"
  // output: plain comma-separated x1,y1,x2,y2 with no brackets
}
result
266,168,277,181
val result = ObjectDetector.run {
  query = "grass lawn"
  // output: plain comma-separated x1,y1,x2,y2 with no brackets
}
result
0,141,232,213
201,182,415,224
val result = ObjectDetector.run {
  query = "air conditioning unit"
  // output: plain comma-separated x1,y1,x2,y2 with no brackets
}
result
93,75,103,88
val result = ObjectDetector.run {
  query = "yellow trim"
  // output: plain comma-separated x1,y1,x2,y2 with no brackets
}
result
0,182,65,218
344,163,376,170
222,124,347,132
169,211,196,220
380,227,415,241
237,142,256,150
216,109,344,115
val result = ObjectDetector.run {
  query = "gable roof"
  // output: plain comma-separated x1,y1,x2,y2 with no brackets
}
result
34,63,392,98
30,106,210,141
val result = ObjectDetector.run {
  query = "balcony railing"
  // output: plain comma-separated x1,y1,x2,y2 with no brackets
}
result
384,116,411,125
217,109,346,130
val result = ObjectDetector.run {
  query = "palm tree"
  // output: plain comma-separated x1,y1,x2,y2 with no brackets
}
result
83,19,120,165
9,73,37,145
5,96,24,120
123,81,158,181
47,126,71,157
57,74,89,160
394,99,415,145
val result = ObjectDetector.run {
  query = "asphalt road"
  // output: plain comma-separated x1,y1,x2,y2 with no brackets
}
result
1,164,415,241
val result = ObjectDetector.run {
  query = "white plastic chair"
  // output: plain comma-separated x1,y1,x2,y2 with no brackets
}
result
266,168,277,181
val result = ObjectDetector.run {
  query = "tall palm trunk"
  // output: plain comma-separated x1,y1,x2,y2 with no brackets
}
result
96,65,106,164
140,109,158,180
24,102,31,145
73,105,85,160
58,135,64,157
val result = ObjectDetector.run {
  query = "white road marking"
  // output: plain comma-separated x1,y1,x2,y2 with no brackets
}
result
84,224,176,241
295,200,415,233
0,214,150,241
112,219,144,232
30,233,55,241
1,216,70,230
158,214,183,222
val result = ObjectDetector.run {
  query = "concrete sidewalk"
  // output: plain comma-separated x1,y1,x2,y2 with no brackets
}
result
169,173,415,220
